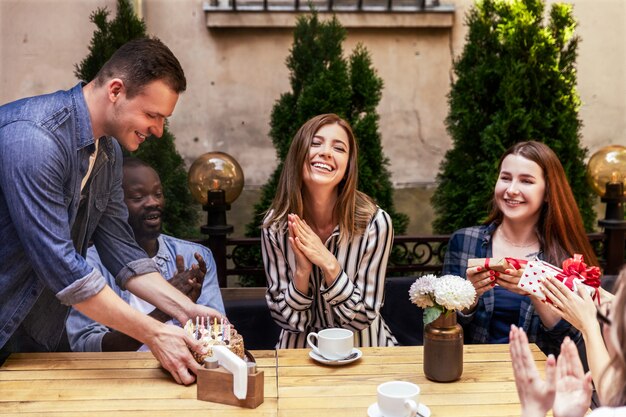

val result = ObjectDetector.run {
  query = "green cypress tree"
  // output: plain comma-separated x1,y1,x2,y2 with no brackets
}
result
75,0,198,237
241,11,408,286
432,0,595,234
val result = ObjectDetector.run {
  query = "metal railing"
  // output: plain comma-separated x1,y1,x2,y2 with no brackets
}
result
195,232,610,286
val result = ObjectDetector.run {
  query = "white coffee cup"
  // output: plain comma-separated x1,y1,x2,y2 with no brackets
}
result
377,381,420,417
306,328,353,360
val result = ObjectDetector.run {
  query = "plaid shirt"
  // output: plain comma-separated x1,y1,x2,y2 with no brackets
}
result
442,223,581,356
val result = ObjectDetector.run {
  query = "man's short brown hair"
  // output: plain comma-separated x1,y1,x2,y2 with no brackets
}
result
94,37,186,98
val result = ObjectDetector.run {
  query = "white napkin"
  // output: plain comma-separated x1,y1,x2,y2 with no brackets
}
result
212,345,248,399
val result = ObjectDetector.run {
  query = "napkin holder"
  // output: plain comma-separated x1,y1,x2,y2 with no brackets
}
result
197,348,264,409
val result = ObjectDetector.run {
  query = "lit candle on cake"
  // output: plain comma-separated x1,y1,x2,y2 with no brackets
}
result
213,318,219,338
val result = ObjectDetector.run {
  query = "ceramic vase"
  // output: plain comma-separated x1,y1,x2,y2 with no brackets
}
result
423,311,463,382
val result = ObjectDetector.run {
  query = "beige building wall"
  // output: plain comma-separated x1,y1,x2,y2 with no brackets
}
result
1,0,624,233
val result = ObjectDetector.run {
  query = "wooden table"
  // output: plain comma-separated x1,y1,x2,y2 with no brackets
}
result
276,344,548,417
0,345,548,417
0,350,278,417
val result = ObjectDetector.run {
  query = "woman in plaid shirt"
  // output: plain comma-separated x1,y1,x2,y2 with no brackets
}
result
442,141,599,356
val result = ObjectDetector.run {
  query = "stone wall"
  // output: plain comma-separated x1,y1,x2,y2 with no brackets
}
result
1,0,623,235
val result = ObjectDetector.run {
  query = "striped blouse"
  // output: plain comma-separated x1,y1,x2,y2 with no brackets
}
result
261,208,398,349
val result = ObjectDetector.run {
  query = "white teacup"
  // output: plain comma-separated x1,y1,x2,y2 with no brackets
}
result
306,328,353,360
377,381,420,417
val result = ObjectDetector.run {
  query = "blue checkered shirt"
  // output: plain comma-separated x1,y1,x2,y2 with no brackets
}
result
442,223,581,356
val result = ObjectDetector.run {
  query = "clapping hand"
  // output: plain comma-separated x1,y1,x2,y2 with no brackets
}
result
552,337,593,417
288,214,313,293
288,213,334,268
288,213,341,288
509,326,592,417
509,325,556,417
168,253,206,303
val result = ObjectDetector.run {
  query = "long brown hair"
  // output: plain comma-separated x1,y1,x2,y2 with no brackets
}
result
485,141,598,266
262,114,376,242
603,267,626,406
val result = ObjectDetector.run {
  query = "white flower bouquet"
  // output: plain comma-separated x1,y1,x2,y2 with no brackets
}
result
408,274,476,324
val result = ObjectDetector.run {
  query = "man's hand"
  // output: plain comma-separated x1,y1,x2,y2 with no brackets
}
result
73,286,206,385
168,253,206,303
185,304,223,325
144,322,204,385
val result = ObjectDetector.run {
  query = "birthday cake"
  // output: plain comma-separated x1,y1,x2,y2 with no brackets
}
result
184,318,245,363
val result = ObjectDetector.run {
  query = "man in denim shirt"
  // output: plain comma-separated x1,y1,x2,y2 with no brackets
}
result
67,158,225,352
0,38,220,385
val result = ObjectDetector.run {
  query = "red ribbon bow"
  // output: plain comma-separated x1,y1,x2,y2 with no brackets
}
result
505,257,527,270
555,254,601,302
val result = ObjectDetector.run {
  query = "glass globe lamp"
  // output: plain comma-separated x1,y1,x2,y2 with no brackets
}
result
586,145,626,197
587,144,625,275
188,151,244,287
188,152,244,205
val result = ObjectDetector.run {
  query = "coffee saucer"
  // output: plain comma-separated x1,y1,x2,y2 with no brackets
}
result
309,348,362,366
367,402,431,417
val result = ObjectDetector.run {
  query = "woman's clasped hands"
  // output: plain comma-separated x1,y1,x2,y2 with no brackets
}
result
288,213,330,267
288,213,341,292
288,213,313,287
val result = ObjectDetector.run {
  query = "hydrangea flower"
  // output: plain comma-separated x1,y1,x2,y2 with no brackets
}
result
433,275,476,311
408,274,476,324
408,274,437,308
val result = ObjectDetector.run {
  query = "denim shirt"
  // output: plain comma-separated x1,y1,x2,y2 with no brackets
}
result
66,234,226,352
442,223,581,356
0,83,158,350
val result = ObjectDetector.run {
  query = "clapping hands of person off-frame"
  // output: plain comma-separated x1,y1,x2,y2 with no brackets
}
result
552,337,593,417
509,325,592,417
509,325,556,417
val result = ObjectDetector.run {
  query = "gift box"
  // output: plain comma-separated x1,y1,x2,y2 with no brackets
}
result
517,254,601,303
467,257,526,273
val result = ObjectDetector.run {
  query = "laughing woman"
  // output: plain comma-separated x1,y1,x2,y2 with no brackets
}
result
261,114,397,349
442,141,599,356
